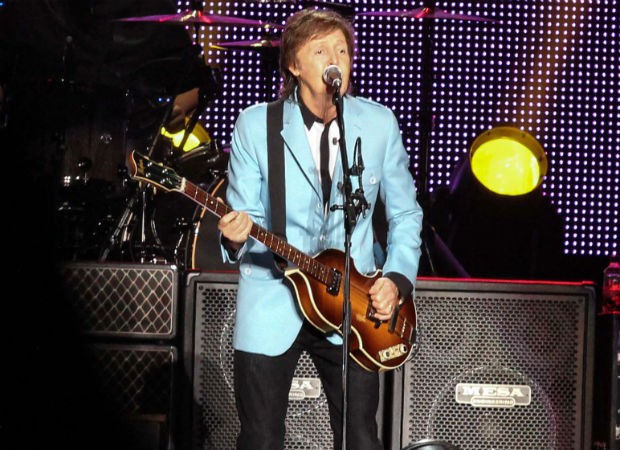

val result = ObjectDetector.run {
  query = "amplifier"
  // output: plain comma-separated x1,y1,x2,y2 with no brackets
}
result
60,262,179,339
391,278,595,450
592,313,620,450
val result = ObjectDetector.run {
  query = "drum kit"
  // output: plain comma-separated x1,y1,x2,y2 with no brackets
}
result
57,3,496,270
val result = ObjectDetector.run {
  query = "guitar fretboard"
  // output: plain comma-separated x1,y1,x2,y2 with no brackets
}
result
181,178,336,287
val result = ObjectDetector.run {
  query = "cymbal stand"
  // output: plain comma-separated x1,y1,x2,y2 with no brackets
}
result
190,0,203,48
259,43,280,101
416,0,435,205
416,1,444,277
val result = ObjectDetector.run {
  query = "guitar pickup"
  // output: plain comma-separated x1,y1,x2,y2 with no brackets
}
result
388,302,402,333
326,268,341,295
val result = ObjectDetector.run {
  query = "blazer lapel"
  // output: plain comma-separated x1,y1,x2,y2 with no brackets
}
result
280,100,322,199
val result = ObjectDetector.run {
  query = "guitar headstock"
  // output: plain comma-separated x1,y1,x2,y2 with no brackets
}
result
127,150,183,192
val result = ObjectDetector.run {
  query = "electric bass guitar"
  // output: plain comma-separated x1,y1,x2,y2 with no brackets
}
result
127,150,417,372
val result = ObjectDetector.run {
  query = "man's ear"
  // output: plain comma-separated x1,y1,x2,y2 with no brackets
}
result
288,63,300,77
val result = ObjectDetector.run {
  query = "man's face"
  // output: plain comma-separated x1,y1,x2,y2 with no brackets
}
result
288,28,351,100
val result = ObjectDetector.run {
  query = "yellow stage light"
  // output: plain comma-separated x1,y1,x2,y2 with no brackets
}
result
469,126,547,196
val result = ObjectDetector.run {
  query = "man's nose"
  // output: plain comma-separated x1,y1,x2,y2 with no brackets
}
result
327,49,341,66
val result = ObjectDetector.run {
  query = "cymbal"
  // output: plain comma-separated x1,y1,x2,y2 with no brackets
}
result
357,6,498,22
116,10,284,29
262,0,355,15
302,1,355,16
211,38,281,51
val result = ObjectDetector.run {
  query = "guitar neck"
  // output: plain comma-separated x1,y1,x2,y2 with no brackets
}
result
179,178,335,285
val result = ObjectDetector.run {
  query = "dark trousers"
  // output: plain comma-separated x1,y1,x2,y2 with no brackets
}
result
234,321,384,450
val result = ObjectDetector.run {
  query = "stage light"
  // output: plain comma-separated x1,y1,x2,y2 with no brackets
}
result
161,119,211,152
469,126,547,196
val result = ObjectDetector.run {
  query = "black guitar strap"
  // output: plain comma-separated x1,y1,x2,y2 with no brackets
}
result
267,98,287,266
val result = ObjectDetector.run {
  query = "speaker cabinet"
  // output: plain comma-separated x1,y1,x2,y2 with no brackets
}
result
183,271,334,449
592,313,620,450
184,271,375,450
391,278,595,450
60,263,181,450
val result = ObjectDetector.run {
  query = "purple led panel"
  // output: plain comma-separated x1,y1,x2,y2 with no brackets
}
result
176,1,619,257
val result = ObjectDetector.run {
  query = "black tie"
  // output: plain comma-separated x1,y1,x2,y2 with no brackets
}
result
320,120,333,208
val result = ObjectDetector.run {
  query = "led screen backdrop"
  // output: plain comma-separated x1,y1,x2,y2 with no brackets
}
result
178,0,618,257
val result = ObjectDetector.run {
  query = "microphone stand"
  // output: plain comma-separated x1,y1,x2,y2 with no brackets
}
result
329,84,370,450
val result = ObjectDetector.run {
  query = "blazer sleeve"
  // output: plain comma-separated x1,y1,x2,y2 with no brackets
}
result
220,104,269,263
379,109,424,293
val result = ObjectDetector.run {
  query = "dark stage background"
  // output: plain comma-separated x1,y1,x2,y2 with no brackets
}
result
1,1,618,449
2,0,617,281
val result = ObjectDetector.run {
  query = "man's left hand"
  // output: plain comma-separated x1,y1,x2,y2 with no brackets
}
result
368,277,400,321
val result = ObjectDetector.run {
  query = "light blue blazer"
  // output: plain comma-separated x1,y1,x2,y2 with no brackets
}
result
223,93,423,356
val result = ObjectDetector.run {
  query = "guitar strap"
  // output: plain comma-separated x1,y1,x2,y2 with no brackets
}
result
267,98,287,267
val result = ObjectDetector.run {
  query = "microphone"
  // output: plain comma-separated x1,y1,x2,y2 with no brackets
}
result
323,65,342,88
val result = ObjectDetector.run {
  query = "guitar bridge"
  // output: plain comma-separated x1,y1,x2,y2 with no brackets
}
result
326,268,341,295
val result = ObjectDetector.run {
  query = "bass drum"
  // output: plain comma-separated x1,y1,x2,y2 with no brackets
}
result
185,175,239,272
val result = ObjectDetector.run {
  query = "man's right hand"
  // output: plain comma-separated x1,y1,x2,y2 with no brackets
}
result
218,210,252,251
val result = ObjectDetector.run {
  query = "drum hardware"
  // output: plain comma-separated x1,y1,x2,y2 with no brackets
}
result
98,95,224,267
96,148,225,268
96,33,225,266
56,177,122,261
170,141,227,181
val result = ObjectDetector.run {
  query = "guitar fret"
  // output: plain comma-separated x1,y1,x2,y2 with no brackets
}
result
320,266,328,281
310,261,318,275
303,258,310,271
252,224,262,242
311,260,320,279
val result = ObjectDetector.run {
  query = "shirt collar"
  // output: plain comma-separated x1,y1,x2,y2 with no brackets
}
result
298,94,324,130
